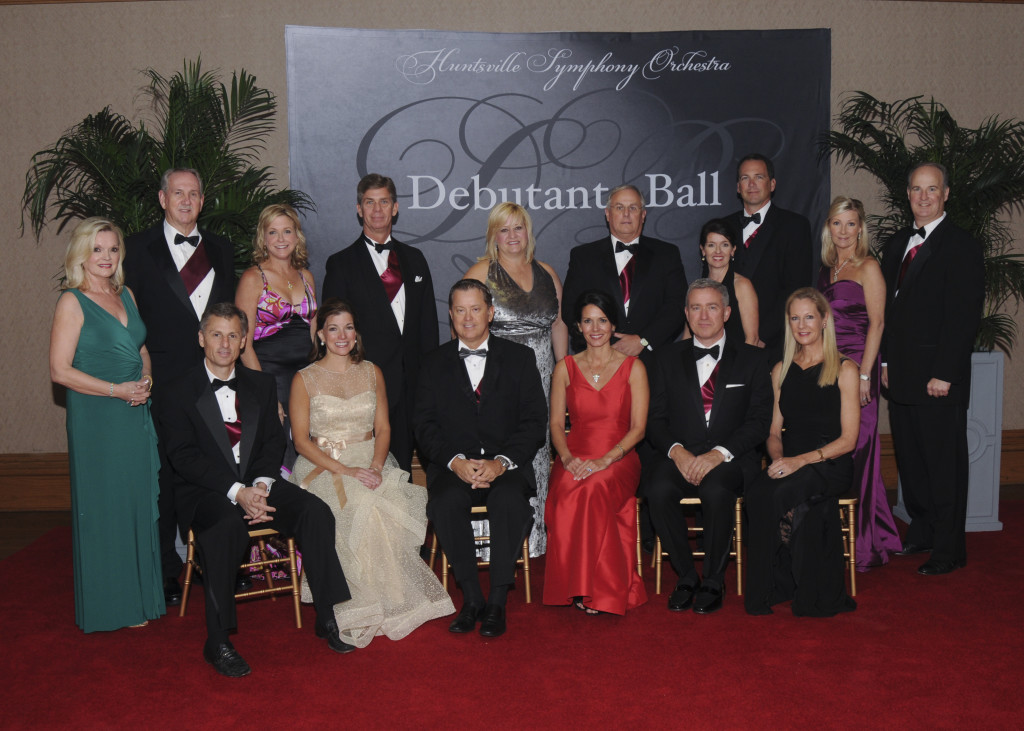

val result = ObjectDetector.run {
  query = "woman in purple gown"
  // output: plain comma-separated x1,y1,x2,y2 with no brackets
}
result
817,196,901,570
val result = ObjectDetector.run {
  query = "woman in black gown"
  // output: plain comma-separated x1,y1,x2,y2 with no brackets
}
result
745,287,860,616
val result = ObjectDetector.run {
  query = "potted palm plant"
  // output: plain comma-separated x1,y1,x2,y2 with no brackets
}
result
21,58,313,274
823,91,1024,531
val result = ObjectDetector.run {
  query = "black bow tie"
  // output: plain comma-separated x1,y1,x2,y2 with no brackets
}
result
741,212,762,227
615,241,638,254
211,377,237,392
694,345,720,361
367,237,391,254
174,233,200,247
459,347,488,360
911,226,928,240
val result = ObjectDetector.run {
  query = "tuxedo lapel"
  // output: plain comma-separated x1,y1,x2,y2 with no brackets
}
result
448,343,477,404
476,340,503,406
236,371,261,477
738,207,775,277
149,234,196,318
899,220,950,294
678,341,707,427
194,373,238,477
355,239,402,336
707,340,737,431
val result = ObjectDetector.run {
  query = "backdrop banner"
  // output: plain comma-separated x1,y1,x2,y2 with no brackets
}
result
286,26,831,329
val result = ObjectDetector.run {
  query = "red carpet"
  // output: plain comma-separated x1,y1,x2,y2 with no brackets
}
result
4,506,1024,729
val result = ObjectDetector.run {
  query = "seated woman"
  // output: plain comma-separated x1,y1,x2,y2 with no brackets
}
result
543,290,648,615
290,299,454,646
744,288,859,617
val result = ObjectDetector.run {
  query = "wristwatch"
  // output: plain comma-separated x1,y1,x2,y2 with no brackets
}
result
640,337,652,351
496,456,513,472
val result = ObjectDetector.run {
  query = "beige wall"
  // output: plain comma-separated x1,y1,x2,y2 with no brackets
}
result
2,0,1022,453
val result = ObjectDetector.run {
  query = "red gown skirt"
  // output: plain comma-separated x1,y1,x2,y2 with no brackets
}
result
543,356,647,614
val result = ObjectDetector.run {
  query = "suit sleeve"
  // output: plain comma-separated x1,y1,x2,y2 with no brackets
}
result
248,375,288,479
500,348,548,468
321,253,347,302
645,351,674,455
642,247,687,349
720,348,773,459
780,213,814,296
412,353,455,465
933,234,985,382
415,254,440,353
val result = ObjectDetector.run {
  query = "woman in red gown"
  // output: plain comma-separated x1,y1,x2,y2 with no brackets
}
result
543,290,649,615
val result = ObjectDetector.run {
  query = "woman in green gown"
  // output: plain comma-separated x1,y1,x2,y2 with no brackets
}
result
49,218,165,632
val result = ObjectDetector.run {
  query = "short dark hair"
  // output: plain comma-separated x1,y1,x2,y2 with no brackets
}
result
736,153,775,182
310,298,364,364
357,173,397,203
907,161,949,189
200,302,247,335
448,279,493,308
570,289,619,352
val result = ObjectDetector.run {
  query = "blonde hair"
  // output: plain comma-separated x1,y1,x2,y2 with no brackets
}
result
252,203,309,269
481,202,536,263
63,217,125,294
820,196,870,268
780,287,841,388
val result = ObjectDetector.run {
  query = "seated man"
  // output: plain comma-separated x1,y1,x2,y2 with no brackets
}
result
160,302,353,677
414,280,547,638
645,279,772,614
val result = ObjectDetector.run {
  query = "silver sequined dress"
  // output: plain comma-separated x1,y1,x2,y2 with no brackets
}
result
486,259,558,557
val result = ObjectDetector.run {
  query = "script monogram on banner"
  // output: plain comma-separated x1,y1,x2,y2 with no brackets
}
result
286,27,831,332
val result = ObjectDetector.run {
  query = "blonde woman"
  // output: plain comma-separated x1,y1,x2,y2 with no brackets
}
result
49,217,164,632
817,196,899,570
744,288,859,617
464,202,567,556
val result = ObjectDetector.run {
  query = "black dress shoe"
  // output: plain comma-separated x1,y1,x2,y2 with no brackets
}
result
693,585,724,614
236,573,253,593
448,603,485,633
164,577,182,607
315,618,357,654
478,604,506,638
668,580,700,612
917,559,966,575
895,543,932,556
203,642,251,677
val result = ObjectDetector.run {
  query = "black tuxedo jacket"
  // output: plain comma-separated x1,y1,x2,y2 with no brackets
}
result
123,223,235,384
561,235,687,361
880,217,984,406
647,337,772,481
158,364,285,535
413,336,547,493
321,237,438,411
726,205,812,351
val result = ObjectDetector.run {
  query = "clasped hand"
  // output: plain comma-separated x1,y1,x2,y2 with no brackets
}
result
237,483,276,524
562,455,610,481
671,446,724,486
453,457,504,488
119,379,151,407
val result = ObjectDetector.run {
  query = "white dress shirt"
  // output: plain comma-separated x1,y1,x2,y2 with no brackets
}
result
164,220,215,319
611,237,639,315
741,201,772,244
669,333,734,461
364,236,406,333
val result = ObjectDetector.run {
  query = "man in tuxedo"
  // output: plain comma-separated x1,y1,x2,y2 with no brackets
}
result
160,303,352,677
414,280,547,638
881,162,984,575
124,168,236,606
561,184,687,365
322,173,438,473
727,154,813,362
645,279,771,613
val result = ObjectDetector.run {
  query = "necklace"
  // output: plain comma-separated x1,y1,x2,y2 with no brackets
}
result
832,257,852,282
584,356,612,384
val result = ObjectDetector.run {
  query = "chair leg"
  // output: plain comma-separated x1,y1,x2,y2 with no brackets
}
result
654,537,663,594
521,539,531,604
428,530,438,571
287,537,302,629
734,498,744,596
635,500,643,578
847,504,857,597
179,529,196,618
441,549,449,592
256,538,276,600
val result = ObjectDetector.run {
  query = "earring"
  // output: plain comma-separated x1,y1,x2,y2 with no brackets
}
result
319,339,324,345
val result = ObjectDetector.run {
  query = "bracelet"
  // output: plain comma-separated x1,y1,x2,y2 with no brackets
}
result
109,382,115,397
143,374,154,389
859,374,870,382
817,448,825,462
613,444,626,460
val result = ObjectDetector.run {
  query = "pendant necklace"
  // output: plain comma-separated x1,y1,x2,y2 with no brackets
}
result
832,257,852,283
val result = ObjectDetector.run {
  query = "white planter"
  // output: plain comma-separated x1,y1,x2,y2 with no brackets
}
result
894,350,1004,532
